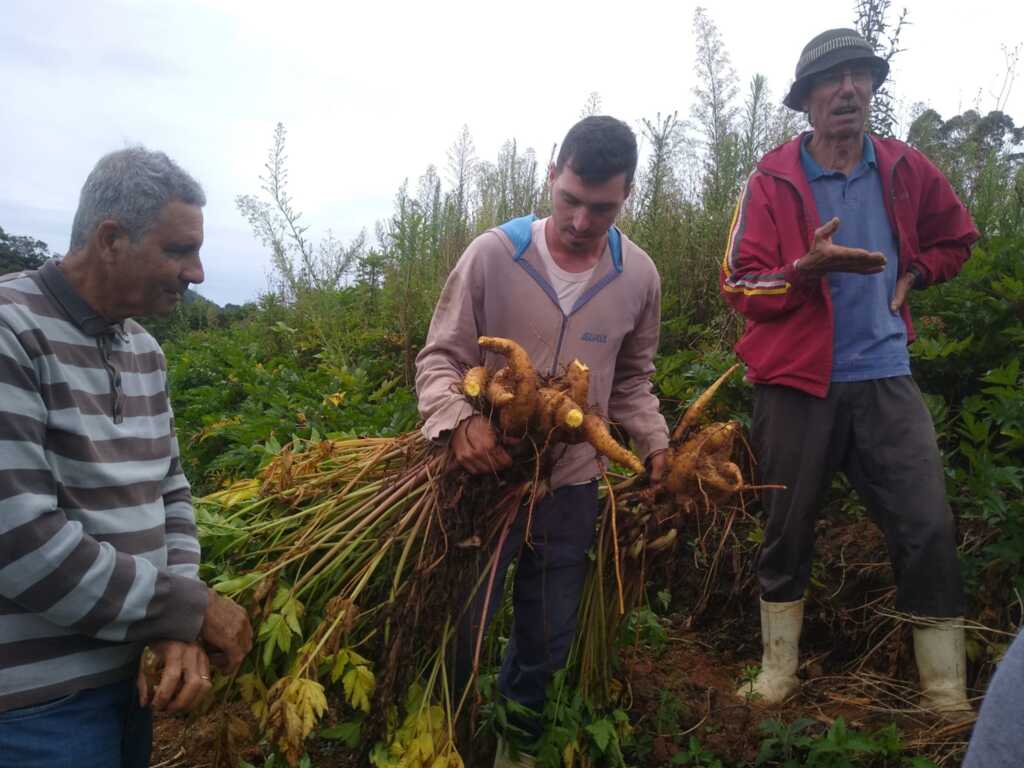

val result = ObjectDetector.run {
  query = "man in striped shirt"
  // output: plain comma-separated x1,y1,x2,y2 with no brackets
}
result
0,147,252,767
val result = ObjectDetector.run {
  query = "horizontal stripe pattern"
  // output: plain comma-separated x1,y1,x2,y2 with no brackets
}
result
0,268,204,712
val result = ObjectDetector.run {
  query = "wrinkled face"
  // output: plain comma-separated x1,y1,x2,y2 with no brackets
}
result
803,62,874,140
115,200,205,318
548,163,629,253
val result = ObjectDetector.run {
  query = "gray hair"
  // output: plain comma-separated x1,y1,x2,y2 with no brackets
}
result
70,146,206,249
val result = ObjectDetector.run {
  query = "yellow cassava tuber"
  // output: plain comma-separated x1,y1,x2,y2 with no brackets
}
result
462,366,489,398
486,367,515,408
581,414,645,475
458,337,646,476
563,359,590,409
477,336,538,436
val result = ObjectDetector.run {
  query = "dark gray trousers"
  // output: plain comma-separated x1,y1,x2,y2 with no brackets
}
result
453,481,599,739
752,376,965,617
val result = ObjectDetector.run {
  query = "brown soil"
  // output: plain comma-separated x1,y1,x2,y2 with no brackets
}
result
617,510,980,767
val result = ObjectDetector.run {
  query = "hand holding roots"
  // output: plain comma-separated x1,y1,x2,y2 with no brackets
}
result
619,364,756,559
461,337,645,474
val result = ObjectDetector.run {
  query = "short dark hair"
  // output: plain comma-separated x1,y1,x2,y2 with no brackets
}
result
555,116,638,189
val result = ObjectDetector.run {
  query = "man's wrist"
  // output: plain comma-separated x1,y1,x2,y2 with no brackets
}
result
908,265,926,289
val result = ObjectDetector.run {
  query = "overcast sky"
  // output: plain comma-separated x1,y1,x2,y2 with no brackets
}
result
2,0,1021,305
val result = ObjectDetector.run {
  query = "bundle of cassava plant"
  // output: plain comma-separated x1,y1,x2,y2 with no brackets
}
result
192,336,649,767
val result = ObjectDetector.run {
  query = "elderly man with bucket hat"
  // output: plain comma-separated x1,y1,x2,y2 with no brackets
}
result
720,28,979,714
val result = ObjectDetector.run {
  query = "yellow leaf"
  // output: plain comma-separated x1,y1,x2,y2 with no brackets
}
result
289,677,327,736
323,391,347,407
265,676,327,766
413,730,434,760
330,650,349,683
563,741,576,767
343,665,375,713
346,647,371,667
237,672,266,705
203,478,259,506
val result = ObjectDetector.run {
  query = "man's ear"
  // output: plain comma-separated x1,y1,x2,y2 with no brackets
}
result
547,162,558,185
94,220,125,263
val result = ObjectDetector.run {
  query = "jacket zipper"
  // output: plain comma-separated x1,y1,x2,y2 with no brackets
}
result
885,156,907,274
551,315,568,377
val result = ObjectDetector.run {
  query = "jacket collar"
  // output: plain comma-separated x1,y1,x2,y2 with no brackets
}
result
759,131,903,181
37,260,124,338
499,214,623,272
799,133,877,179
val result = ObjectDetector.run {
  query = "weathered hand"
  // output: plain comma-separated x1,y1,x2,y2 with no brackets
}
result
200,590,253,673
796,217,887,276
451,414,513,475
890,272,917,313
137,640,212,713
646,449,668,494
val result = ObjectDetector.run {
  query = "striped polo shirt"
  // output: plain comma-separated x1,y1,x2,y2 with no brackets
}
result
0,260,207,712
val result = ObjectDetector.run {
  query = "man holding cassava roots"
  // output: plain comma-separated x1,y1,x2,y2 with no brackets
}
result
416,116,669,766
721,28,978,714
0,148,252,767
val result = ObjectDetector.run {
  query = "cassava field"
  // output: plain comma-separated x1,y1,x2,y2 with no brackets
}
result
8,6,1014,767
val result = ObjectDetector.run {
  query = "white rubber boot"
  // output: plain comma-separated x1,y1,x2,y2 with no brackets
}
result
493,738,536,768
737,598,803,704
913,619,971,715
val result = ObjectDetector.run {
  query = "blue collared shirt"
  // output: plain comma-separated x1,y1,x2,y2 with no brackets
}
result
800,134,910,382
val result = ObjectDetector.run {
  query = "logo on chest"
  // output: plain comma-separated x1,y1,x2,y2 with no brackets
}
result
580,331,608,344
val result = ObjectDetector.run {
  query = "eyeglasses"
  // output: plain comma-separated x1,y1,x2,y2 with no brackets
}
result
813,66,875,89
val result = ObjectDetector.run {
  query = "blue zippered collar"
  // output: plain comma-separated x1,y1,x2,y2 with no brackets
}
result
499,215,623,272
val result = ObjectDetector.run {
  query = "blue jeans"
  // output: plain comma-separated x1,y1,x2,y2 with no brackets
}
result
0,677,152,768
454,482,600,740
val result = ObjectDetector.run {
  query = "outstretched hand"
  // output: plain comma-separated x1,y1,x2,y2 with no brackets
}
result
451,414,513,475
796,218,887,276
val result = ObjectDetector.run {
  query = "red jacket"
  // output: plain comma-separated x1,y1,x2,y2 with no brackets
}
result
720,133,979,397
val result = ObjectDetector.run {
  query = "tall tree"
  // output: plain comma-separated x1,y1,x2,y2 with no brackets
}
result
0,226,50,274
854,0,908,137
442,126,477,272
629,113,690,322
691,6,742,214
237,123,359,299
738,74,772,176
908,108,1024,234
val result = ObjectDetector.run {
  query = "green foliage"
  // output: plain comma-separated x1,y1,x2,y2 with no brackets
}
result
620,605,669,656
535,670,633,768
855,0,908,138
163,293,418,492
654,347,753,429
0,225,51,273
672,737,724,767
907,109,1024,237
756,718,933,768
908,232,1024,603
